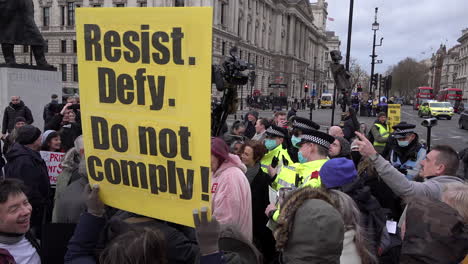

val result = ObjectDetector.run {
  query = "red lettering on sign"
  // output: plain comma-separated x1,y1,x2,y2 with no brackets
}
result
211,183,218,193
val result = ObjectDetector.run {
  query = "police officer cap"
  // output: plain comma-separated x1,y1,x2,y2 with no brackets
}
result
392,122,416,138
291,116,320,131
265,124,288,138
298,128,335,150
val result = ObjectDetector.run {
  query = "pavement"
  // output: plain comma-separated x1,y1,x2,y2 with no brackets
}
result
226,105,468,152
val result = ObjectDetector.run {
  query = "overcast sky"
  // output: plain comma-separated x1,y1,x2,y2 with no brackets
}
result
322,0,468,74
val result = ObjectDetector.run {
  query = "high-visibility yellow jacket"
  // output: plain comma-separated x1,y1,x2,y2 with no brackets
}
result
373,123,389,147
260,144,293,174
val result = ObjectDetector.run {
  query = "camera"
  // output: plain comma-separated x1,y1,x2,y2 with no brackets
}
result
421,117,437,127
212,46,255,92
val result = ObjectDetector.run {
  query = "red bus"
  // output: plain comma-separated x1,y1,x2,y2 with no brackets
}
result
414,86,434,110
437,88,463,112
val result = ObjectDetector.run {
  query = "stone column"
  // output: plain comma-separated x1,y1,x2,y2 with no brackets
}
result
288,14,295,56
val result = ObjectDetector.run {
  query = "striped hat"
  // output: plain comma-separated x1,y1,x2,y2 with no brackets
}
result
392,122,416,138
265,125,288,138
292,117,320,131
298,129,335,150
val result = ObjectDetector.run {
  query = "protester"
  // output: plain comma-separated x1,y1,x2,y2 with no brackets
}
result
273,111,287,128
45,103,82,152
211,137,252,242
4,125,49,236
355,133,465,201
244,111,258,139
64,185,169,264
288,117,320,162
458,146,468,179
382,122,426,180
251,118,269,142
287,105,297,120
343,108,360,141
400,198,468,264
0,179,41,264
329,190,377,264
328,136,351,159
2,117,27,154
1,96,33,136
40,130,61,152
43,94,59,125
274,187,344,264
52,136,84,223
223,120,246,146
229,140,244,157
369,112,389,154
328,125,345,138
260,125,293,175
239,141,276,262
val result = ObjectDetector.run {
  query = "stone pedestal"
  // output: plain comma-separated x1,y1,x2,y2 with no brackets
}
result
0,65,61,131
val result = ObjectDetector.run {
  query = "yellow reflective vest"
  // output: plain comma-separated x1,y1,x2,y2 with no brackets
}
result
271,158,328,221
373,123,389,147
260,144,293,174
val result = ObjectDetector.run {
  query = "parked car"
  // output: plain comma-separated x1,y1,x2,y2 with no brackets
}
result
459,109,468,130
418,101,454,120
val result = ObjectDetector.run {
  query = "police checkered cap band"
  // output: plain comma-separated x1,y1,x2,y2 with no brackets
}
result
293,120,315,130
394,129,414,134
266,126,285,138
299,134,331,149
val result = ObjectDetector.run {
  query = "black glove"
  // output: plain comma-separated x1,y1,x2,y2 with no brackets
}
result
271,156,279,168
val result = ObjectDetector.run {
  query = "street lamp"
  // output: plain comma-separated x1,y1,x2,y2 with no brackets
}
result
310,56,317,120
369,7,383,95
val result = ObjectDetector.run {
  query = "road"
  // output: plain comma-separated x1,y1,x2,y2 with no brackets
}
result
227,105,468,152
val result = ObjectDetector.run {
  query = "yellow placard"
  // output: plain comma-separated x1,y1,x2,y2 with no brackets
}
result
76,7,212,227
387,104,401,132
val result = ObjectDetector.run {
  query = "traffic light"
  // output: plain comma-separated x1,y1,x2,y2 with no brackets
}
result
380,75,386,91
371,74,378,87
304,84,309,93
385,75,392,91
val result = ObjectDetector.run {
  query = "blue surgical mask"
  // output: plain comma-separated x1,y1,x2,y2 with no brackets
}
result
298,151,308,163
264,139,279,150
291,135,302,148
398,140,410,147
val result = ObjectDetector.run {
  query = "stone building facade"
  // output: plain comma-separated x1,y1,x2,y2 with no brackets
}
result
1,0,338,102
440,45,460,90
455,28,468,100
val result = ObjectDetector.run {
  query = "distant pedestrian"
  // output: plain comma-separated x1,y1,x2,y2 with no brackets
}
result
43,94,59,125
244,111,258,139
1,96,33,136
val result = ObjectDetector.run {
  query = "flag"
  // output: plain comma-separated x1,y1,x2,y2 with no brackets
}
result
328,17,335,21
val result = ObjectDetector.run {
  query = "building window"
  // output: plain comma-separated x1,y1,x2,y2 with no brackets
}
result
221,41,226,56
73,40,77,53
175,0,184,7
44,40,48,53
61,64,67,81
239,49,242,59
246,22,251,42
23,45,29,53
61,40,67,53
73,64,79,82
93,4,101,7
248,53,251,63
60,6,65,26
43,7,50,26
139,2,147,7
115,3,125,7
238,17,242,36
67,2,75,26
220,3,226,25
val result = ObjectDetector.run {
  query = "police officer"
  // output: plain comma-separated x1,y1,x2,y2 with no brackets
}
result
260,125,293,174
288,117,320,162
387,122,427,180
370,112,390,154
265,128,335,221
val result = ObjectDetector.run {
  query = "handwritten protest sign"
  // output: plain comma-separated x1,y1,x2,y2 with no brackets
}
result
76,7,212,227
40,151,65,185
387,104,401,132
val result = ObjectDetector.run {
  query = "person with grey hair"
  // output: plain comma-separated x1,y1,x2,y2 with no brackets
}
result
52,136,86,223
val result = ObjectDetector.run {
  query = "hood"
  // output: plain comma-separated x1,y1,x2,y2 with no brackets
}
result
61,147,81,170
282,199,344,264
5,143,41,162
219,226,262,264
214,154,247,177
9,101,25,109
401,198,468,264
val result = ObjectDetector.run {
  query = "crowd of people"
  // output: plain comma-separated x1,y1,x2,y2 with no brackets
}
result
0,94,467,264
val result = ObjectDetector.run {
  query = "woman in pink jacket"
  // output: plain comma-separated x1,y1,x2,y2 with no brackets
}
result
211,137,253,242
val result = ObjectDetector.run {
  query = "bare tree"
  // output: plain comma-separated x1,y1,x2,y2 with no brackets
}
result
349,58,370,92
387,58,429,99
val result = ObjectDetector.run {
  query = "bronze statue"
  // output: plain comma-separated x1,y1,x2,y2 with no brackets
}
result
330,50,352,111
0,0,52,67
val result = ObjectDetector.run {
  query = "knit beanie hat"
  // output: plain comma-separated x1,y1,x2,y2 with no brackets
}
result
16,125,42,145
211,137,230,164
320,158,357,189
335,136,351,157
41,130,57,145
14,116,26,124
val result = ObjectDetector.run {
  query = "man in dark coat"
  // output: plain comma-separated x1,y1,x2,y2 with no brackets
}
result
1,96,33,136
0,0,51,66
4,125,50,237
